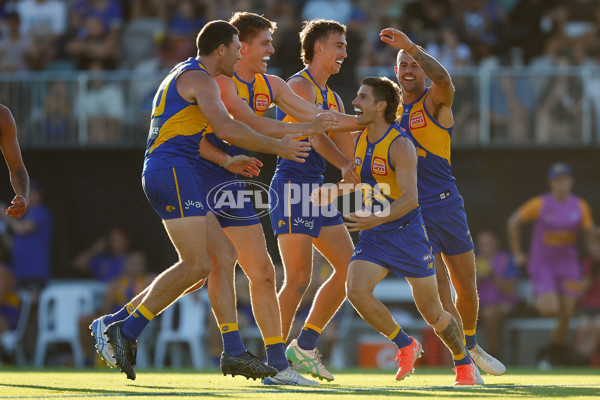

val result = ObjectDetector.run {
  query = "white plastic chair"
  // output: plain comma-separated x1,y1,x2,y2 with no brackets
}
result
154,291,209,369
34,283,95,367
0,290,32,366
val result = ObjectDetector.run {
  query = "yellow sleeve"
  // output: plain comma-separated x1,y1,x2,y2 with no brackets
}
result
579,198,594,230
519,196,543,222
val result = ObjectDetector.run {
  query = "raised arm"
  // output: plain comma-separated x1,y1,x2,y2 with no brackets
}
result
0,105,29,218
380,28,454,124
216,75,337,138
507,209,527,267
178,70,310,162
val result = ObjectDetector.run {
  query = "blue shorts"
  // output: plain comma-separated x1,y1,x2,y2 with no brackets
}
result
203,175,260,228
269,179,343,238
350,218,436,279
142,167,208,219
421,195,474,256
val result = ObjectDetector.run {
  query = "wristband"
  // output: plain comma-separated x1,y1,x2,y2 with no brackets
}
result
222,154,250,169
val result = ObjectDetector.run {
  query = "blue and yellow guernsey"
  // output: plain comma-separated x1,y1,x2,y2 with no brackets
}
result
354,121,420,232
143,58,210,173
397,88,457,208
273,69,341,182
198,72,274,178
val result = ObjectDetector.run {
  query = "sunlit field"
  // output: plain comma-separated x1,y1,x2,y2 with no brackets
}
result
1,367,599,399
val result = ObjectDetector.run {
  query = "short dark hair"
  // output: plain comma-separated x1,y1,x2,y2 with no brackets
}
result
229,12,276,43
196,20,239,56
361,76,400,124
300,19,346,65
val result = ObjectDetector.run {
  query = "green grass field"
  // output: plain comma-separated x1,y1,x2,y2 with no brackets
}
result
1,367,599,399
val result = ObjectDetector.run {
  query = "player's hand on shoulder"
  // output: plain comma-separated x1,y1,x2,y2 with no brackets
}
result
276,133,311,163
5,194,27,218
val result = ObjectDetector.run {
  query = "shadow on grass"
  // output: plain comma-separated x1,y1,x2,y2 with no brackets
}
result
3,382,599,398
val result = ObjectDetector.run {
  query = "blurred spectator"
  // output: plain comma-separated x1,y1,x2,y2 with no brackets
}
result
0,12,39,71
475,230,519,358
452,74,480,144
270,1,303,80
454,0,505,63
502,0,559,64
402,0,451,45
0,244,18,338
73,61,125,143
425,25,472,73
5,180,52,293
508,162,598,367
73,227,131,282
65,15,119,70
490,75,533,144
70,0,123,34
15,0,67,38
534,57,582,144
571,231,600,366
155,0,206,68
15,0,67,67
301,0,354,25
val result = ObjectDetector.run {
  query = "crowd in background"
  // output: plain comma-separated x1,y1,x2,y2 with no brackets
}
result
0,0,598,72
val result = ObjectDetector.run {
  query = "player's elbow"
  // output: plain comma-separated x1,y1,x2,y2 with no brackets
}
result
212,121,238,143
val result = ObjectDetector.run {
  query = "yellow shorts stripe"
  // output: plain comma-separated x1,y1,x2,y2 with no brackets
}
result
172,167,184,218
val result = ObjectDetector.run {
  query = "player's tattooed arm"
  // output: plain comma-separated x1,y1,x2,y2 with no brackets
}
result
410,47,452,88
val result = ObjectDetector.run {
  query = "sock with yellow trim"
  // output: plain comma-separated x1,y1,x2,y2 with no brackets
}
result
387,325,412,349
464,328,477,350
104,301,135,326
453,348,472,367
264,336,289,372
220,323,246,357
121,304,155,341
297,322,322,351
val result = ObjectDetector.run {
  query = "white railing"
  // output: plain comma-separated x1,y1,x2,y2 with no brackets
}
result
1,65,598,148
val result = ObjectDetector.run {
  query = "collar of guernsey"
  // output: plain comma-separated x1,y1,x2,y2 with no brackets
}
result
273,68,341,182
354,121,419,230
144,58,211,168
397,87,457,207
204,72,274,136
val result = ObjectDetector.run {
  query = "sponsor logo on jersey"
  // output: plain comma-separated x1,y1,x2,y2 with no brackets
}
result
328,103,338,112
410,110,427,129
254,94,269,112
352,249,362,257
423,254,433,262
184,200,204,210
293,217,314,230
355,157,363,166
416,148,427,158
372,157,387,175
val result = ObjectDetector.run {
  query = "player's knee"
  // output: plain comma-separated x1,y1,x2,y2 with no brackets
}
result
346,280,372,306
285,269,311,293
180,259,211,282
248,264,276,288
